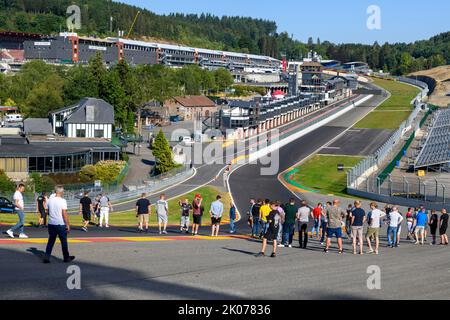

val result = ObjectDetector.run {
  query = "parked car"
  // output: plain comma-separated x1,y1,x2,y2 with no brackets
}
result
179,136,194,146
0,197,14,214
5,114,23,123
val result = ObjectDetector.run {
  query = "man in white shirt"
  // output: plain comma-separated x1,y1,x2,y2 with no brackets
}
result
365,202,386,254
210,195,224,237
98,194,112,228
156,194,169,234
43,185,74,264
6,184,28,239
387,206,404,248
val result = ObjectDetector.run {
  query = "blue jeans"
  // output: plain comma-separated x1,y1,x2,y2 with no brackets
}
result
10,209,25,234
45,224,70,259
311,218,320,236
387,226,398,247
260,221,269,236
229,218,236,233
252,216,260,236
282,222,295,245
320,221,328,243
277,223,283,243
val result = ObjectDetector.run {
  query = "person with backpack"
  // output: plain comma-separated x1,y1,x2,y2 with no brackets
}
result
191,194,203,236
255,201,281,258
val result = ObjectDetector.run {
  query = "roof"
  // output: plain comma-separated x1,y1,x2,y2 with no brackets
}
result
0,141,119,157
23,118,53,135
301,61,323,68
52,98,115,124
173,96,216,108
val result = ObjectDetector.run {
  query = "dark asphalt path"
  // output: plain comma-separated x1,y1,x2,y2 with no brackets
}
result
229,92,387,216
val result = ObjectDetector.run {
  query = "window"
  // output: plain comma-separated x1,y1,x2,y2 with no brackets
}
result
76,129,86,138
94,129,104,138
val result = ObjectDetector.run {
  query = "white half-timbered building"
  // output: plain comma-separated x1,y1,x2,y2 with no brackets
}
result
50,98,114,140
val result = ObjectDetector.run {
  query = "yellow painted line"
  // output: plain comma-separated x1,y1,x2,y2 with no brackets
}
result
231,155,247,165
118,237,172,242
222,140,235,148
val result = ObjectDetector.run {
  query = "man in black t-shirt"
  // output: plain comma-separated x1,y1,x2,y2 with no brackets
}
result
36,192,47,227
79,192,93,232
256,201,280,258
136,193,151,233
251,199,262,238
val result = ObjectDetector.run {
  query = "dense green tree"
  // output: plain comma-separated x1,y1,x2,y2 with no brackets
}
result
151,129,177,174
213,68,234,92
24,74,65,117
0,170,15,193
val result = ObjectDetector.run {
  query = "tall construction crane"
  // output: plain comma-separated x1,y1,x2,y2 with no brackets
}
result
126,10,141,39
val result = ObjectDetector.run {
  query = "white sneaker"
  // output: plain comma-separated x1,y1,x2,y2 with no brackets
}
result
105,225,110,228
277,244,284,247
6,229,14,238
288,245,292,248
19,233,29,239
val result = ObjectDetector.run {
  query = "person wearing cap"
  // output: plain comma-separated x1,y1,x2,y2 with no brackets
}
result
191,194,203,235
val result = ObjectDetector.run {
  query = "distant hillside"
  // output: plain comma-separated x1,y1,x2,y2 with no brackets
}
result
0,0,449,74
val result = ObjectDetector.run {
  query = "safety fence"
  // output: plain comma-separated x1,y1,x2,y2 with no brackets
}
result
344,77,450,209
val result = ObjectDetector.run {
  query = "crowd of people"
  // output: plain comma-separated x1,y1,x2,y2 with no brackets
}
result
3,184,449,262
248,197,449,258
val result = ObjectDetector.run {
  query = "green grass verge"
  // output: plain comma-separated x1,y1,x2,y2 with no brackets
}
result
292,155,363,198
354,78,420,129
0,186,232,227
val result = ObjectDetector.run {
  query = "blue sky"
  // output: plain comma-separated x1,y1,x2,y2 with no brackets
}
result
118,0,449,44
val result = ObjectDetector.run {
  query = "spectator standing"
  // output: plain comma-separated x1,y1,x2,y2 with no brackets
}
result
311,203,322,240
43,185,74,264
259,199,272,239
365,202,386,254
406,208,414,240
191,194,203,236
345,204,354,240
429,209,439,245
414,207,428,245
251,199,262,238
282,198,298,248
351,201,366,255
136,193,151,233
439,209,448,245
6,184,28,239
387,207,403,248
210,195,224,237
324,200,347,254
229,202,237,234
156,194,169,234
320,202,330,245
179,198,192,233
297,201,311,249
276,201,285,246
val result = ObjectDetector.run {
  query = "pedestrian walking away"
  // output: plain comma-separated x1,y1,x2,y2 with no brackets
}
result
297,201,311,249
136,193,151,233
98,194,112,228
276,201,285,246
311,203,322,240
43,185,75,264
6,184,28,239
179,198,192,233
256,201,281,258
156,194,169,234
210,195,224,237
320,202,330,245
79,191,93,232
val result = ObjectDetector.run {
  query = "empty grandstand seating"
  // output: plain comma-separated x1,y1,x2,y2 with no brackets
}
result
414,108,450,169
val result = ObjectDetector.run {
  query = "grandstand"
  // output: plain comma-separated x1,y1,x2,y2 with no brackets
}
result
414,108,450,170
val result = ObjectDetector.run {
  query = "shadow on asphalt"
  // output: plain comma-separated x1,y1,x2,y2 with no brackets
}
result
221,247,256,256
0,246,242,300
